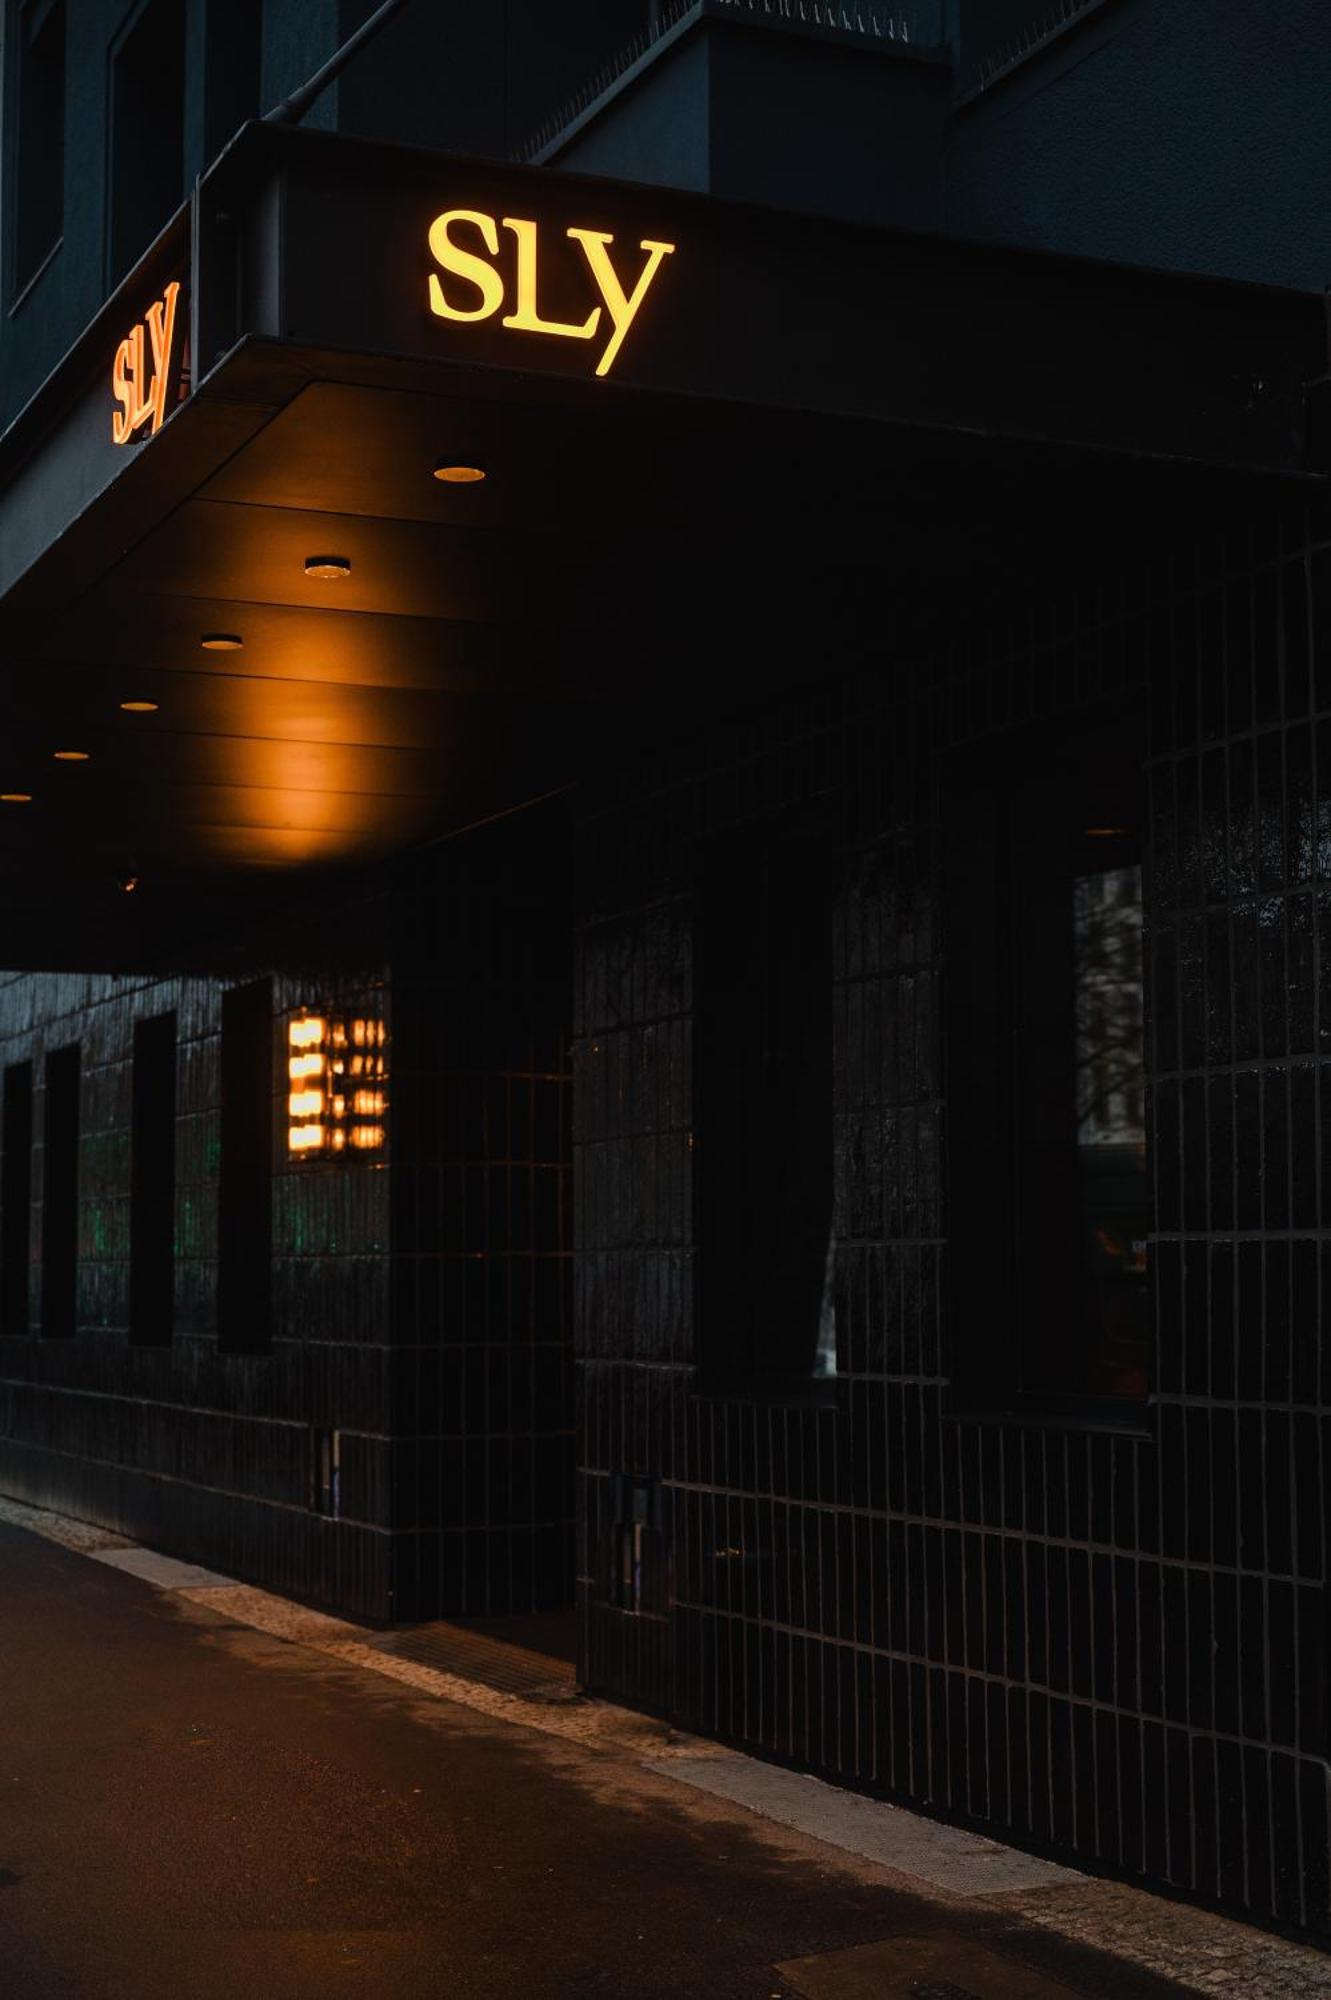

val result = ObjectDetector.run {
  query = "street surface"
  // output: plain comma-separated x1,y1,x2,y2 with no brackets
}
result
0,1513,1327,1998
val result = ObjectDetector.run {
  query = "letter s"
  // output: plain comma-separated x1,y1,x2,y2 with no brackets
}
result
112,338,133,444
428,210,505,323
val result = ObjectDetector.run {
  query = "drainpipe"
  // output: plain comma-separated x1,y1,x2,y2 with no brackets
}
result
263,0,410,127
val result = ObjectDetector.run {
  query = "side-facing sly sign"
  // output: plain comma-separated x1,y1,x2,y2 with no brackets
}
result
426,210,675,378
111,280,184,444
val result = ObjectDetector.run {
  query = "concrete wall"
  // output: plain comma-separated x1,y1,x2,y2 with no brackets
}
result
947,0,1331,288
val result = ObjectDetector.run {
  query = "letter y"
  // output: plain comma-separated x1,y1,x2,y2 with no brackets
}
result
567,230,675,377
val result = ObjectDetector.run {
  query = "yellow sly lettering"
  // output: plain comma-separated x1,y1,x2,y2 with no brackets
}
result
424,208,676,376
567,229,676,377
144,280,180,434
427,210,506,322
501,216,599,342
111,281,183,443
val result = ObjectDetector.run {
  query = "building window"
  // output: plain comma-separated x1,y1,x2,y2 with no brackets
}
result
202,0,261,162
41,1043,79,1338
108,0,186,286
130,1011,176,1344
1,1061,33,1334
945,717,1149,1409
694,817,836,1392
218,979,272,1353
11,0,66,297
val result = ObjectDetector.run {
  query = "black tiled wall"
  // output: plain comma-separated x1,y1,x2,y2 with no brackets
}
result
390,800,574,1619
0,959,395,1619
574,501,1331,1933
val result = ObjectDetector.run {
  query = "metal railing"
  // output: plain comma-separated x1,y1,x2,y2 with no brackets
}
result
520,0,946,162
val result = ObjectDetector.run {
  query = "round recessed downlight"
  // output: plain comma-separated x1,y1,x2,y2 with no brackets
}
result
433,461,486,484
53,750,89,762
1,792,32,804
304,554,352,580
201,632,243,651
120,700,158,713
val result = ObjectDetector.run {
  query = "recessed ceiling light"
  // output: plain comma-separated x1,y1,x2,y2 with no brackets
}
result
433,461,486,484
53,750,89,761
304,554,352,579
1,792,31,804
120,700,158,713
201,632,243,651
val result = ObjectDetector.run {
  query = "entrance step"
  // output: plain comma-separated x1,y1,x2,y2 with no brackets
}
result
365,1617,579,1702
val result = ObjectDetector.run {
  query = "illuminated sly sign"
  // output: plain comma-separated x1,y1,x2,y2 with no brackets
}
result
427,210,675,378
111,280,182,445
288,1013,387,1156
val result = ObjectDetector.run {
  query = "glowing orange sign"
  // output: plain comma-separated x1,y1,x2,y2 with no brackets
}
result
427,210,675,378
287,1013,388,1156
111,280,181,444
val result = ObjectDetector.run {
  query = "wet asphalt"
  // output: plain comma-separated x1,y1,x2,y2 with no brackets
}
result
0,1520,1188,1999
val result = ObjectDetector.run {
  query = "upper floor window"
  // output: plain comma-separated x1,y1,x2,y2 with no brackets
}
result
945,711,1150,1411
202,0,261,163
108,0,185,286
10,0,66,299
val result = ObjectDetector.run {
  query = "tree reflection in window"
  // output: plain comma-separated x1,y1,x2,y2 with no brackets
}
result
1073,858,1148,1398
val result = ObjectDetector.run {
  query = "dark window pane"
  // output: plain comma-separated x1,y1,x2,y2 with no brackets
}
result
218,979,272,1353
109,0,185,285
41,1043,79,1339
946,717,1150,1408
14,0,66,292
696,822,834,1389
130,1011,177,1344
2,1061,34,1334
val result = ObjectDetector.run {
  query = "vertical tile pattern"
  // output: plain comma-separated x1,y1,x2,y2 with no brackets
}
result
573,504,1331,1934
0,949,396,1621
390,800,574,1619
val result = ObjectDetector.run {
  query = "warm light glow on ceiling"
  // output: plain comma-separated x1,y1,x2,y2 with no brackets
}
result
433,461,486,484
201,633,243,651
53,750,89,761
120,700,158,713
0,793,32,804
304,555,352,580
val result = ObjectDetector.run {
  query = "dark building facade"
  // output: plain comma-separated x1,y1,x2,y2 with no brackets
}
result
1,0,1329,1943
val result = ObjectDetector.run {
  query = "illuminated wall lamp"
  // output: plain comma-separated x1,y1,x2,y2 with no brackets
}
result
433,461,486,484
304,555,352,580
201,633,243,651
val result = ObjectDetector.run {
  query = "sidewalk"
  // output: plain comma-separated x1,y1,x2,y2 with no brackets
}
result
0,1493,1327,1999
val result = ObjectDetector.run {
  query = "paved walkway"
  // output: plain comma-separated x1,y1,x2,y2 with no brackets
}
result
0,1498,1328,1998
